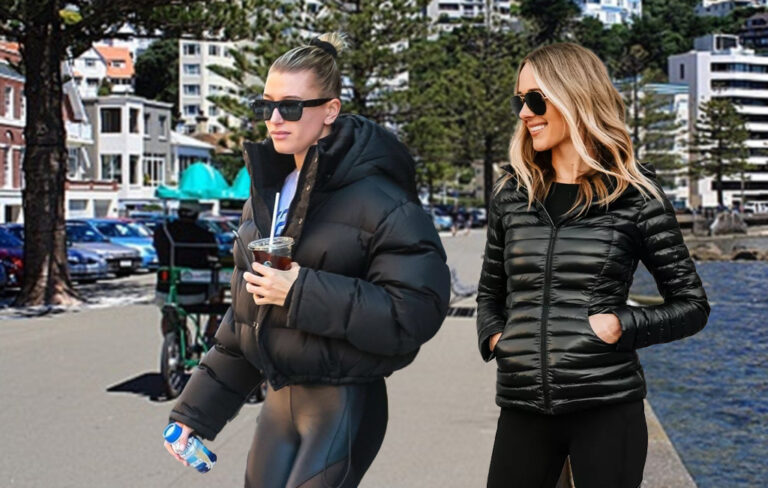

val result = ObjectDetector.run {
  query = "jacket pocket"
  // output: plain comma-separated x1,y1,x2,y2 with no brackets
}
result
583,306,611,346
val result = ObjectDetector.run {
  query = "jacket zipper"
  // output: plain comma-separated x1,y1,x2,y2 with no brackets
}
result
254,150,318,389
538,203,557,413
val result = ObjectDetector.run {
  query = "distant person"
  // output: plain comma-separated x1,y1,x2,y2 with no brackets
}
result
153,200,221,341
476,43,710,488
164,32,450,487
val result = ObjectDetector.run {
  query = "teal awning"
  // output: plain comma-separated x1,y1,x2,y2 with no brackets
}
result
225,166,250,200
155,162,232,200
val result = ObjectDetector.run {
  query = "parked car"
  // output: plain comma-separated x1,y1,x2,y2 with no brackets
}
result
423,206,453,231
86,218,158,270
1,223,108,283
0,229,24,287
198,214,237,258
128,211,167,235
743,202,768,214
468,207,487,227
65,221,142,276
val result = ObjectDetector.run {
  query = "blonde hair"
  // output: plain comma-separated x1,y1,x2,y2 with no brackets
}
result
498,43,662,214
270,32,348,98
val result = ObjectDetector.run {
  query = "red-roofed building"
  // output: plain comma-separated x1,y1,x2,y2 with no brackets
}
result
0,41,21,65
71,45,134,99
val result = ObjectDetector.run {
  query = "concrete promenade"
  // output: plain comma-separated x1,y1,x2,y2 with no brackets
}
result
0,229,695,487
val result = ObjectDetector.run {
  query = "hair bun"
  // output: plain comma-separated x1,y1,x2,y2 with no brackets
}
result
309,37,338,58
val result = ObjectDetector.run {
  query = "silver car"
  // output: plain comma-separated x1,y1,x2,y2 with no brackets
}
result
66,221,142,276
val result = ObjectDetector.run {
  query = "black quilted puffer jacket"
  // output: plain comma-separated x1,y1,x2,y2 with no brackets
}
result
476,165,710,415
170,115,450,440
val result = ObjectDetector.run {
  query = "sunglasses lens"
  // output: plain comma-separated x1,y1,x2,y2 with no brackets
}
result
525,92,547,116
511,97,524,115
251,100,273,120
278,102,303,121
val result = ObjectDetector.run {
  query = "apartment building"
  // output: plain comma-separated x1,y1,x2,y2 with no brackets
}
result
669,34,768,207
575,0,642,25
83,96,173,213
178,40,241,134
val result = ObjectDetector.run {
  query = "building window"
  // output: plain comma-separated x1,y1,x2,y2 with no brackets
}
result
183,84,201,96
183,104,200,117
208,105,219,116
111,60,125,68
143,113,150,136
142,154,165,186
209,85,222,94
67,148,80,179
3,86,13,119
209,125,220,134
85,59,96,68
130,155,140,185
185,124,196,134
183,63,201,75
158,115,167,139
69,200,88,212
679,64,685,80
100,107,121,133
183,43,200,56
209,45,220,56
100,154,122,182
129,108,139,133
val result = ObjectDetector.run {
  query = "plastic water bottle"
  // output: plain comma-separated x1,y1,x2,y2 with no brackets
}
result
163,423,217,473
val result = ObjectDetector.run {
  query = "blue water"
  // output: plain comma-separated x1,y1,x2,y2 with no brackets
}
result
633,261,768,488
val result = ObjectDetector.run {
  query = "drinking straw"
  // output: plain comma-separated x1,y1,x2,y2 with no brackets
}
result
269,192,280,251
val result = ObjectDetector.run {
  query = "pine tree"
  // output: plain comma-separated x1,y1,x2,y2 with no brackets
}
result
1,0,252,307
691,98,751,206
134,38,180,120
619,69,686,187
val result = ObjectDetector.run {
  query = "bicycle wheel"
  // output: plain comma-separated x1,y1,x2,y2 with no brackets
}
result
160,331,187,399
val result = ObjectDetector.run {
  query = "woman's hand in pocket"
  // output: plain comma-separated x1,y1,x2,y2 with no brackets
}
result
588,313,622,344
489,332,502,352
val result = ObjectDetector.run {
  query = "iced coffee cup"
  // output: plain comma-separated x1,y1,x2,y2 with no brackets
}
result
248,237,294,271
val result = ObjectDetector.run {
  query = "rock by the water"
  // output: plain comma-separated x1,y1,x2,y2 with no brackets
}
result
732,249,760,260
711,212,748,235
690,242,725,261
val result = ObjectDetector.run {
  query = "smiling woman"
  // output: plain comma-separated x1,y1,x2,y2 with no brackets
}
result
477,43,710,488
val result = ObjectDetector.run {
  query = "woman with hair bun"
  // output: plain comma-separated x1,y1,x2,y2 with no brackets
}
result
164,32,450,488
476,42,710,487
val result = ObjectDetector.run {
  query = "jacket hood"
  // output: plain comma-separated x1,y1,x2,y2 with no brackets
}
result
317,115,417,198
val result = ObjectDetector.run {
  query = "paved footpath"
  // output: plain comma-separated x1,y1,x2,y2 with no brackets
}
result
0,229,694,487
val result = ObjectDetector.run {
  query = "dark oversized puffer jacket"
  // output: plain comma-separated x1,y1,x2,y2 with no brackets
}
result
476,164,710,415
170,115,450,439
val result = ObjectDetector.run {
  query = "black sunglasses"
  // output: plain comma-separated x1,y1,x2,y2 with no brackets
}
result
250,97,333,122
511,91,548,116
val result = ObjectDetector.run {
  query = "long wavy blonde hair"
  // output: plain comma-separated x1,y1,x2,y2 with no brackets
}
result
498,43,662,213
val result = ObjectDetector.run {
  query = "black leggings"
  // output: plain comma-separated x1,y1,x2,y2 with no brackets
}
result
487,400,647,488
245,379,388,488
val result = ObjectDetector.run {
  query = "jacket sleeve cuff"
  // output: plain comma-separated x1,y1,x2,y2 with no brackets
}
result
478,325,505,362
611,305,638,352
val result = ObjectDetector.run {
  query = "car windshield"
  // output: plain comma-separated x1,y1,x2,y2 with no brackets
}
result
95,221,149,238
67,224,108,243
0,230,22,248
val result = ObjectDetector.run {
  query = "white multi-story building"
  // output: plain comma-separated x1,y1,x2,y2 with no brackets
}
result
695,0,767,18
178,40,241,135
669,34,768,208
575,0,642,25
426,1,516,28
83,95,173,214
